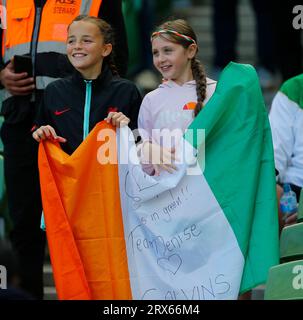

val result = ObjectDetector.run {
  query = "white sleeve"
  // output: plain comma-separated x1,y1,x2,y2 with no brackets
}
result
138,95,153,142
137,95,155,175
269,91,296,181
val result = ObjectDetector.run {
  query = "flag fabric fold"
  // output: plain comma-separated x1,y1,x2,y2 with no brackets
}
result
38,123,132,300
185,62,279,293
38,62,279,300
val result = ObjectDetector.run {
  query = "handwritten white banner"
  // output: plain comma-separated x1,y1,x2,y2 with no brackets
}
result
117,127,244,300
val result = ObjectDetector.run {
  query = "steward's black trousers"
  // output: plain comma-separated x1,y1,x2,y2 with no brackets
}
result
0,118,46,299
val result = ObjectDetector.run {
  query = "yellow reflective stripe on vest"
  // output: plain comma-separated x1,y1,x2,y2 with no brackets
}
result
35,76,61,90
0,76,60,105
36,41,67,55
3,42,31,64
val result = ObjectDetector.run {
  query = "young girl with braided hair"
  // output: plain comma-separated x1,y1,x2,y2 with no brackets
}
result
33,15,141,154
138,19,216,175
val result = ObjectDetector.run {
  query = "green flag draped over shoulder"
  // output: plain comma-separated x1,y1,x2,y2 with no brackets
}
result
185,62,279,293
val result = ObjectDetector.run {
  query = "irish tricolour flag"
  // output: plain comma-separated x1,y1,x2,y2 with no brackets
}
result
38,63,279,300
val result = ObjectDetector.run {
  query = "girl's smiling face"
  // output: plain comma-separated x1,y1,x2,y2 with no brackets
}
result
152,36,197,85
67,21,112,79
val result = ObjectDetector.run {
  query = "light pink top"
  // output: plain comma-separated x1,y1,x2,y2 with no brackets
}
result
138,78,217,174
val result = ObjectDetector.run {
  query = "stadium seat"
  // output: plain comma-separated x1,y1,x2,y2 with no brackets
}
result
265,260,303,300
265,189,303,299
280,223,303,263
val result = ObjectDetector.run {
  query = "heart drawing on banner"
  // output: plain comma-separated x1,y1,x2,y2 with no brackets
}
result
131,166,159,192
157,254,182,275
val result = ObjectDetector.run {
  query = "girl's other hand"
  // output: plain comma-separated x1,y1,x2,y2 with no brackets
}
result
32,125,66,143
142,141,177,175
105,112,130,127
284,212,298,227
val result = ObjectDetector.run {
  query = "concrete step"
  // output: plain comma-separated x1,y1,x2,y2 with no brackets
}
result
173,3,258,71
43,263,57,300
251,285,265,300
174,3,257,17
44,286,58,301
43,263,55,287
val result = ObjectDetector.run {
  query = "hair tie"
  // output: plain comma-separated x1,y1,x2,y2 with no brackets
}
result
151,29,196,44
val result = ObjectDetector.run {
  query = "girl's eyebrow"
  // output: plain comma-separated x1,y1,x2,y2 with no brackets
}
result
153,45,172,50
67,34,93,39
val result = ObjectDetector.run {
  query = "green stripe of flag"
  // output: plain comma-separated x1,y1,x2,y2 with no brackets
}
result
185,62,279,293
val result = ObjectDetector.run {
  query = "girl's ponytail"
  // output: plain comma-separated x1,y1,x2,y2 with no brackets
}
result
105,54,119,77
191,58,207,117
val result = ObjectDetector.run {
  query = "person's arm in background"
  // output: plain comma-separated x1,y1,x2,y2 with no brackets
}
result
99,0,128,77
0,27,4,90
269,91,297,229
0,27,4,72
269,91,295,182
0,27,5,88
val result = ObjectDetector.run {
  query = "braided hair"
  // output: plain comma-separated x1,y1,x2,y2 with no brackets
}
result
152,19,207,117
68,15,119,76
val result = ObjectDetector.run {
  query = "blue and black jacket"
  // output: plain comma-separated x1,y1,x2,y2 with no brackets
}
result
36,64,142,154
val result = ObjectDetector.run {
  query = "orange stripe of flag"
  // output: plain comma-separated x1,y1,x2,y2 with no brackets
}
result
38,121,132,299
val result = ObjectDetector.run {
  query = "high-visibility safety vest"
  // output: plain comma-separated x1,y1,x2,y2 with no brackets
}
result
1,0,102,100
